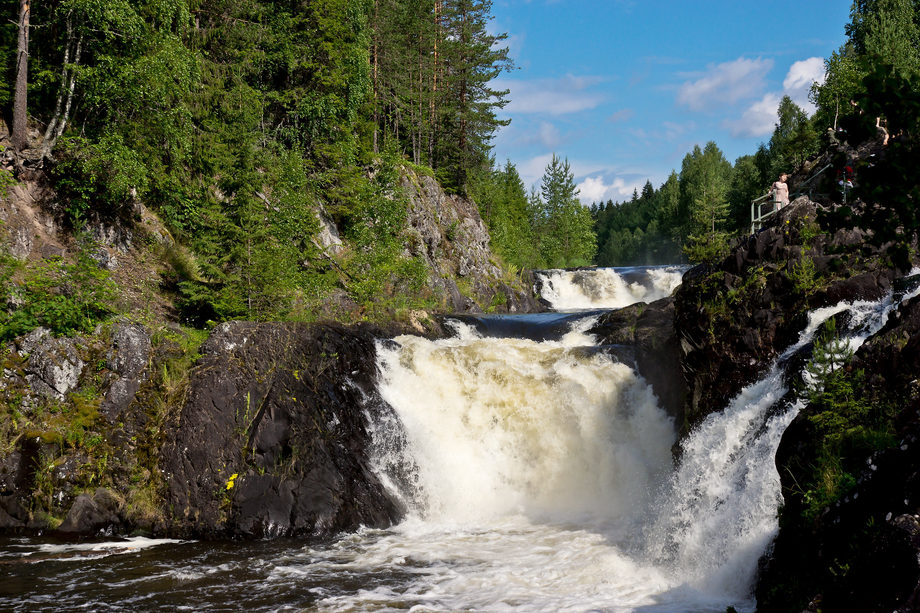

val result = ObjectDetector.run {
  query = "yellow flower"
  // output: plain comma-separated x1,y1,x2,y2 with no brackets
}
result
226,473,238,490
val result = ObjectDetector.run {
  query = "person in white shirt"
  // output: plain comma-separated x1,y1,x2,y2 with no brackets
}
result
771,174,789,212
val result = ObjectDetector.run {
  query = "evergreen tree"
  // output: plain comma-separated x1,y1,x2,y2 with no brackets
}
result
769,96,819,175
680,142,732,263
437,0,511,189
728,154,764,233
536,155,595,267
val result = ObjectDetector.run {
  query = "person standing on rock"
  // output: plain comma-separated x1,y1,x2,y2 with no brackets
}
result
770,174,789,212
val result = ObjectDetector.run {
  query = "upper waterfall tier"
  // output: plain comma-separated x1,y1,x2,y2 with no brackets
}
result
536,266,686,310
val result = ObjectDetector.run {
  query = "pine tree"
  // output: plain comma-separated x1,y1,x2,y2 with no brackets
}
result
680,142,732,263
538,155,595,267
437,0,511,189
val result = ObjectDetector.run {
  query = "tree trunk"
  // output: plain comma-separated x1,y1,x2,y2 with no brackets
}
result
11,0,31,153
41,24,83,159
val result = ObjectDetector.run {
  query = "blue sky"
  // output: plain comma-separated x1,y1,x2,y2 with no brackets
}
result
488,0,853,203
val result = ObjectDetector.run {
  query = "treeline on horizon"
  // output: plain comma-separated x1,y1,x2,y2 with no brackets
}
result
593,0,920,268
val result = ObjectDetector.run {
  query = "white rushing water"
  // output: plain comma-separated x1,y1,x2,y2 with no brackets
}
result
537,266,686,310
275,274,920,612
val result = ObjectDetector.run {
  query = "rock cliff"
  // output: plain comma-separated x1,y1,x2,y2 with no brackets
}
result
161,321,403,538
0,162,538,538
400,168,541,314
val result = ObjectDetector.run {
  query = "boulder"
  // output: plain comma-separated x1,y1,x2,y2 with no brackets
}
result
589,297,686,425
57,488,123,534
100,323,151,421
16,328,84,400
161,321,403,538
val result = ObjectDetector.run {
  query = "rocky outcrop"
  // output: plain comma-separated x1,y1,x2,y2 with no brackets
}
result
589,297,686,425
757,293,920,612
161,321,404,538
15,328,85,401
0,322,155,533
99,323,151,421
674,197,902,435
401,168,541,314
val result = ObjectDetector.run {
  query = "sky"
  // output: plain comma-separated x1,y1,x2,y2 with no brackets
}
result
487,0,854,204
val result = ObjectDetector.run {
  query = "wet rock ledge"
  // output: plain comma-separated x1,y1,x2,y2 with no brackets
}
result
162,321,404,539
0,319,426,539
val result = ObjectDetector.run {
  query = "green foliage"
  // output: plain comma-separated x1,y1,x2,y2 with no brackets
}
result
684,230,731,264
0,147,15,197
789,255,819,295
680,142,733,263
727,154,765,232
531,154,596,267
811,44,867,129
769,96,820,175
799,320,895,519
52,135,149,225
593,173,684,266
372,0,512,189
337,152,432,315
468,160,541,269
0,237,118,342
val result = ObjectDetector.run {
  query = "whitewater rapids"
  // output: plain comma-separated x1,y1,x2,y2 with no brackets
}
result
6,272,916,613
536,266,685,310
330,316,750,612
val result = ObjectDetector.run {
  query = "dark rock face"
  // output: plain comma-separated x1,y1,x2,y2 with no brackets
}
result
589,297,686,425
757,296,920,612
674,198,900,435
668,195,919,609
161,322,402,538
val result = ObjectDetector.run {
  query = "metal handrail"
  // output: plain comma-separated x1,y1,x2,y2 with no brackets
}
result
750,194,775,234
749,163,833,234
791,163,832,199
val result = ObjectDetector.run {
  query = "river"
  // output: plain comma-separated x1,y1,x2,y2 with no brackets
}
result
3,266,913,612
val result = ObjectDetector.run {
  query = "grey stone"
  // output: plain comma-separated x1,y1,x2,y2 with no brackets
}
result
57,488,123,534
101,324,151,420
17,328,84,400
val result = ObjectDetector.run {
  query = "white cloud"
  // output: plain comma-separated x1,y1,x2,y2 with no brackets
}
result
537,122,561,148
783,56,826,112
496,75,606,115
518,153,556,190
724,93,782,137
575,174,643,204
630,120,696,142
677,57,773,111
724,56,828,138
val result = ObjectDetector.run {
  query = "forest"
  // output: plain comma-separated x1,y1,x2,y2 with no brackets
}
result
2,0,920,333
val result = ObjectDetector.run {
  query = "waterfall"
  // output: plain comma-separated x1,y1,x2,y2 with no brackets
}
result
373,318,675,526
645,278,920,600
536,266,685,310
316,275,920,611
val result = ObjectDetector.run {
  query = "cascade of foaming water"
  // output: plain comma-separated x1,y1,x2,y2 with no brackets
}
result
644,279,920,599
537,266,685,310
357,274,919,611
372,316,676,528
